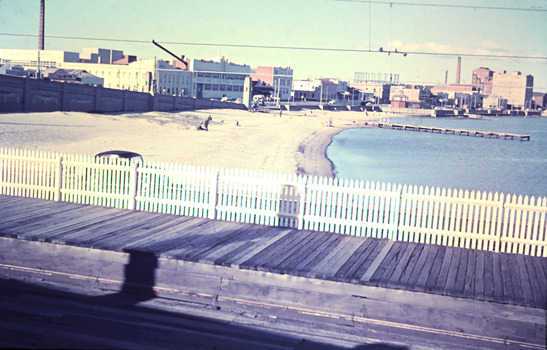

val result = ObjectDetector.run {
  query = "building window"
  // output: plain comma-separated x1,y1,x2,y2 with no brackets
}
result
204,84,211,90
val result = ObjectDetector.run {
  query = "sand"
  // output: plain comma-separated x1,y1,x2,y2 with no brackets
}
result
0,108,404,178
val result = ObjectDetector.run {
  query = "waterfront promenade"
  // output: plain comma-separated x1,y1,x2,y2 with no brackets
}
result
1,194,545,348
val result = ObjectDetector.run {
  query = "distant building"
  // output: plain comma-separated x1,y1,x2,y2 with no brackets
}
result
472,67,494,95
354,72,399,84
389,85,431,108
42,68,103,86
349,82,391,104
491,71,533,109
483,96,508,109
292,79,338,102
250,66,293,102
532,92,546,109
0,64,31,77
190,57,250,100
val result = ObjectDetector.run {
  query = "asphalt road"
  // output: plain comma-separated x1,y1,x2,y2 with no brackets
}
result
1,274,542,350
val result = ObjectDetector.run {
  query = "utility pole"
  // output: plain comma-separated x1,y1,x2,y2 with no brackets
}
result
38,0,45,50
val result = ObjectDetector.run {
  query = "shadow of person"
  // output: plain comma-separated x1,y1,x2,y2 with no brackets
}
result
118,249,158,303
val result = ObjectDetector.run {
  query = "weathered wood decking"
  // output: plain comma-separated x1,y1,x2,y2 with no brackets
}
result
1,194,545,310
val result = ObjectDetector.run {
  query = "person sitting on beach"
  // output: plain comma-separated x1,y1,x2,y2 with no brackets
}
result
198,115,212,131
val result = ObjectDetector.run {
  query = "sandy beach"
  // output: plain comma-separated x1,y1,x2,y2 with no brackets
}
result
0,108,403,178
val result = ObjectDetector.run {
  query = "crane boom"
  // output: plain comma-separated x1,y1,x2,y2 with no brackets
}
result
152,40,188,68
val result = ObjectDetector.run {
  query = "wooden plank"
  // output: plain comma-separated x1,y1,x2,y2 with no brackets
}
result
443,248,461,295
506,254,525,305
397,244,426,287
360,239,395,283
188,224,260,262
463,250,476,298
95,214,193,250
120,216,198,250
482,251,495,302
529,257,547,309
385,242,418,288
153,220,234,256
424,245,447,292
499,253,514,304
11,205,118,240
291,233,342,273
212,226,284,266
275,230,333,273
309,235,365,278
474,250,486,301
413,245,440,292
55,211,159,247
162,220,247,260
229,228,295,268
334,237,379,280
247,230,311,271
515,255,535,307
406,244,433,290
370,242,406,286
452,248,469,296
84,213,177,250
492,253,504,303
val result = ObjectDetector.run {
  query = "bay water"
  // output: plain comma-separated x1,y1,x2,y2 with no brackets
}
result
327,116,547,198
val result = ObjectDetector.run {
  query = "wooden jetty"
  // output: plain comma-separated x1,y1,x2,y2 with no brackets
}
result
366,122,531,141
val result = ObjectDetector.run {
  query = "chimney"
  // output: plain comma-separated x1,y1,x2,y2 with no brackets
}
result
456,56,461,84
38,0,45,50
445,70,448,84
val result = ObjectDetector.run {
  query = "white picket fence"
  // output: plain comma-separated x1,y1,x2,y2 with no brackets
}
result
1,148,546,257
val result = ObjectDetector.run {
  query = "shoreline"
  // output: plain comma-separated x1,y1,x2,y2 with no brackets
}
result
0,108,406,178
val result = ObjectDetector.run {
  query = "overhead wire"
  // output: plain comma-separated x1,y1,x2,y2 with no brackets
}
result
332,0,547,12
1,33,545,61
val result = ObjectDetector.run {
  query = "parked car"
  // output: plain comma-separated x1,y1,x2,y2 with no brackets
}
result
95,150,143,164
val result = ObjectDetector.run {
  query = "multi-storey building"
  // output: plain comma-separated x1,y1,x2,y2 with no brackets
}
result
349,82,391,104
250,66,293,102
389,85,431,108
190,57,250,100
472,67,494,95
292,79,338,102
491,71,534,109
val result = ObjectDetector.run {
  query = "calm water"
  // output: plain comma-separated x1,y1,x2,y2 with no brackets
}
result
327,116,547,198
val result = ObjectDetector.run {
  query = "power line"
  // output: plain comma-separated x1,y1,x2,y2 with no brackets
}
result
333,0,547,12
1,33,545,61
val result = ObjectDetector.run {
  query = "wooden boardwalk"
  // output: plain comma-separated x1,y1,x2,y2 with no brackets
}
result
366,122,531,140
0,194,545,310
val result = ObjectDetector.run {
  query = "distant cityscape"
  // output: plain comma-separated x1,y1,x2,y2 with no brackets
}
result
0,46,545,111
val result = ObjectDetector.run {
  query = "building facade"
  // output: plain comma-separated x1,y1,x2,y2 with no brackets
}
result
491,71,534,109
349,82,391,104
190,57,250,100
472,67,494,95
250,66,293,102
389,85,431,108
292,79,338,102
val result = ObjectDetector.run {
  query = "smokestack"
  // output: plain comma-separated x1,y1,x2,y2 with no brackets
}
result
456,56,461,84
445,70,448,84
39,0,45,50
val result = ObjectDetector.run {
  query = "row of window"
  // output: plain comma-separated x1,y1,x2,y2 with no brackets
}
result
196,72,247,80
203,84,244,92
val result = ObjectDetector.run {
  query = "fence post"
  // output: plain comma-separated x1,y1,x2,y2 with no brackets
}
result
297,176,307,230
208,168,219,220
128,162,138,210
54,156,63,202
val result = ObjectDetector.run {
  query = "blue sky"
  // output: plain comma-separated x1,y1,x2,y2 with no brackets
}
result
1,0,546,90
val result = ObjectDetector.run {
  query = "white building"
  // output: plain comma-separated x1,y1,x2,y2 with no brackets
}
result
190,57,250,99
61,58,192,96
491,71,534,109
292,79,339,102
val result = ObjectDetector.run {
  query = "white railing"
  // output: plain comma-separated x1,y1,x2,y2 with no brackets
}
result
1,148,546,257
